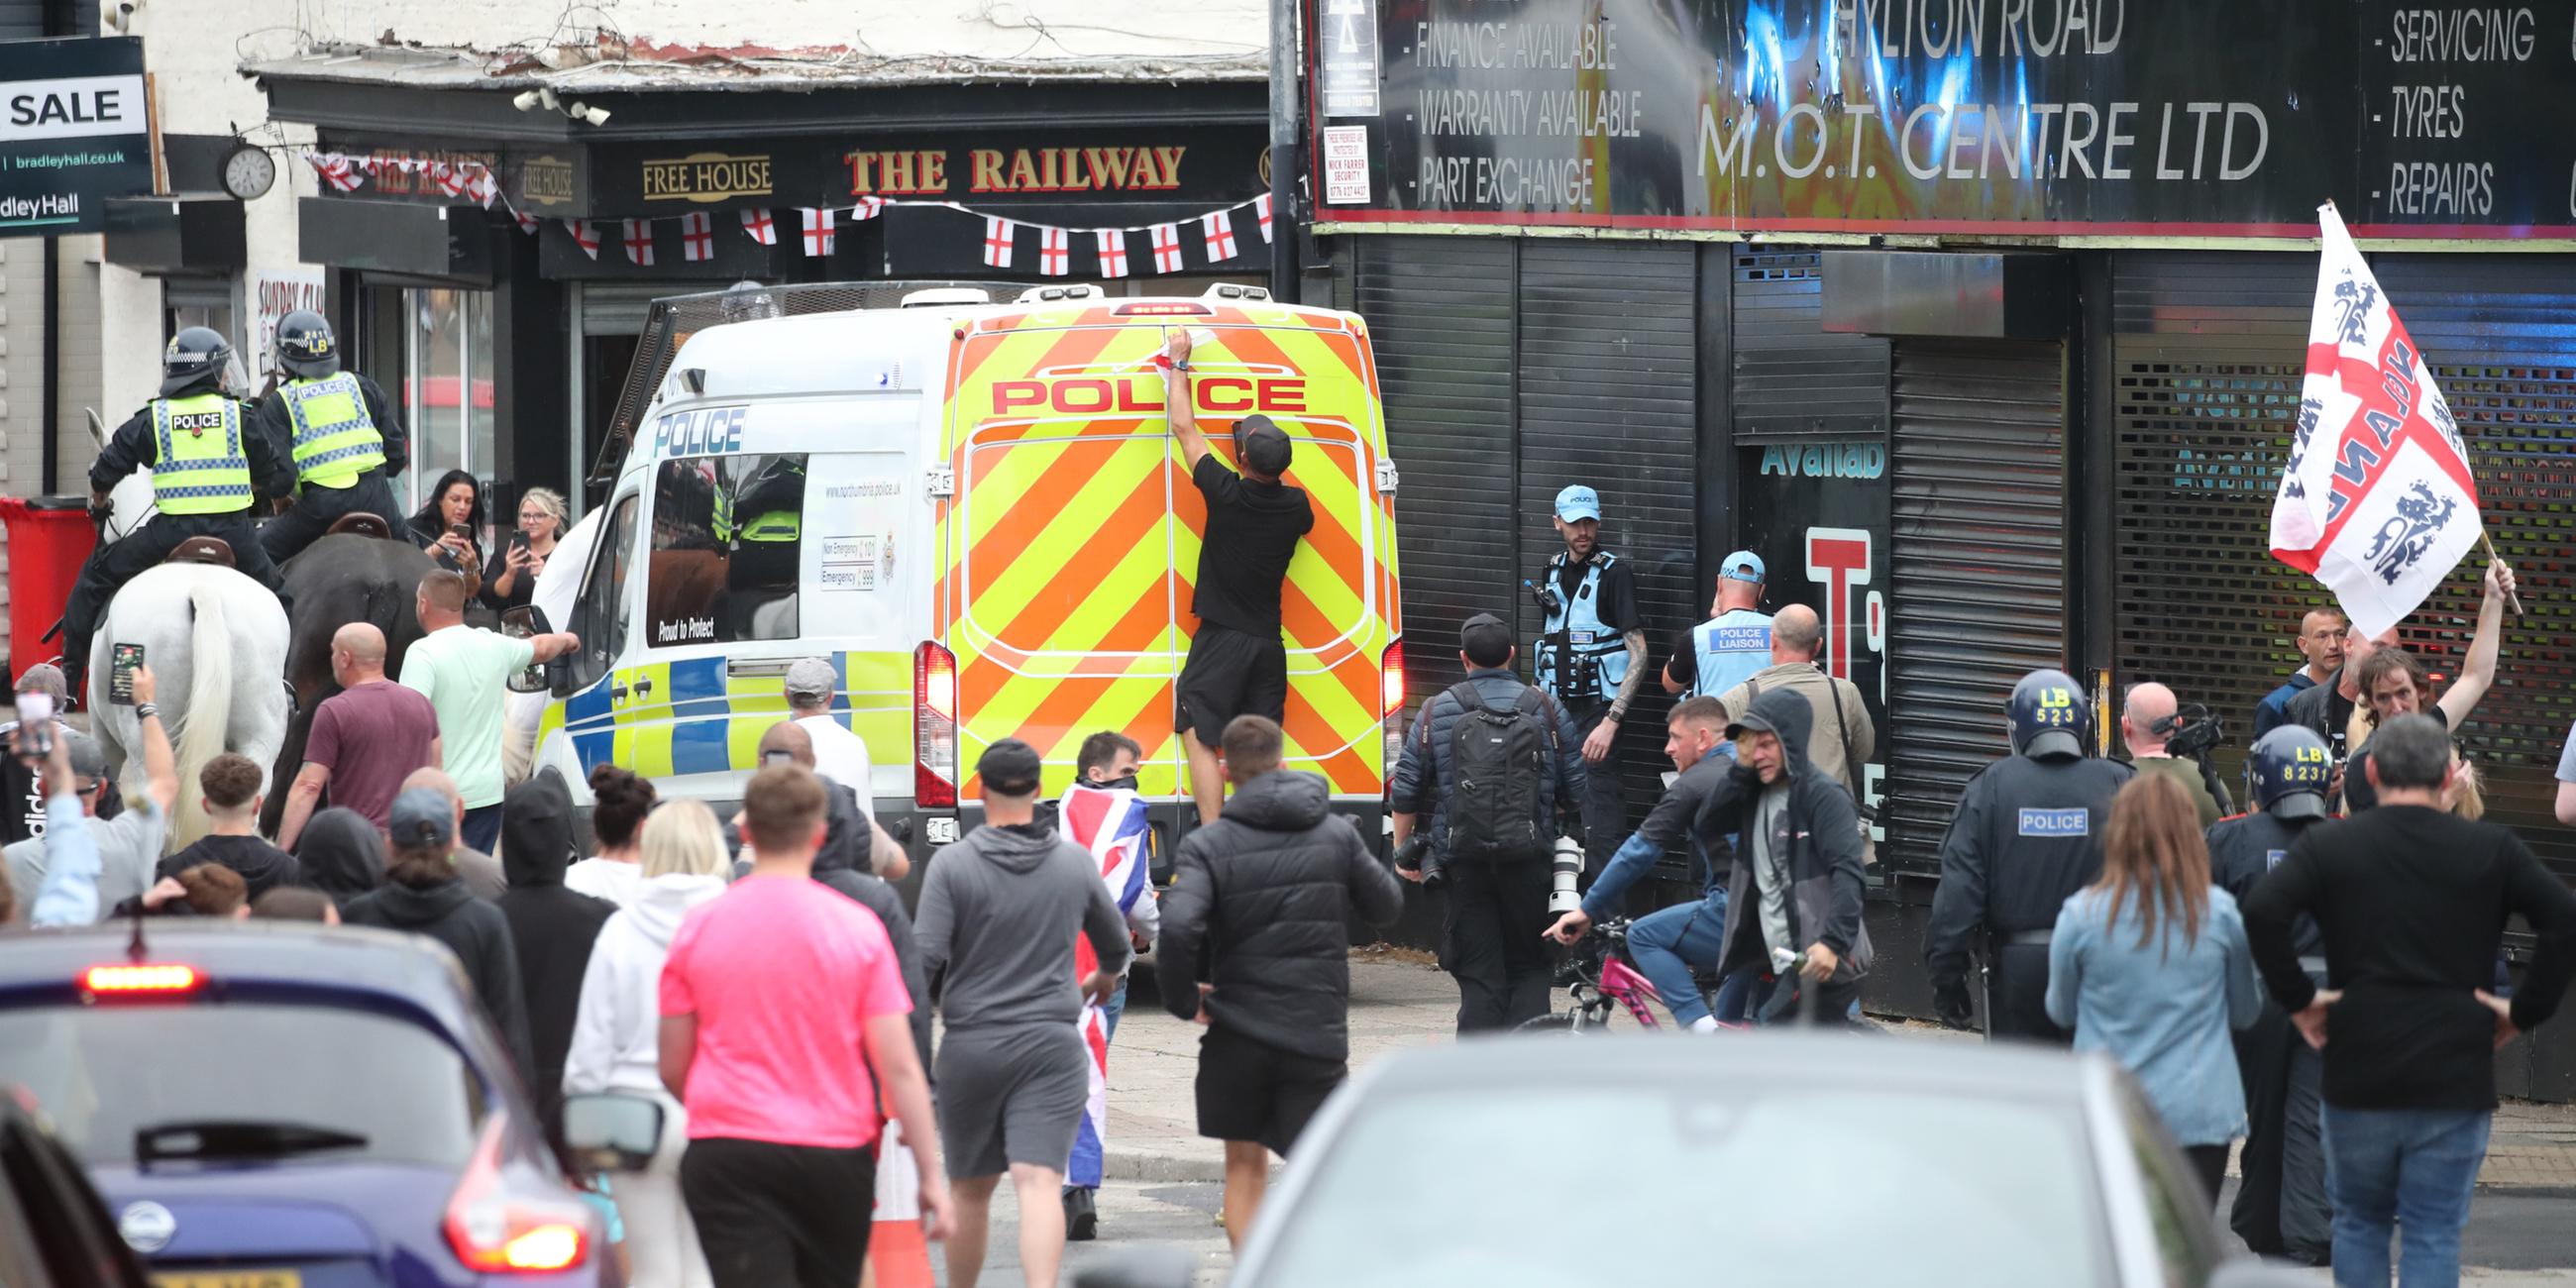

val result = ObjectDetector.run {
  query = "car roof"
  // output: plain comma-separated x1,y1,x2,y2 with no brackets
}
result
0,921,480,1038
1359,1031,2097,1106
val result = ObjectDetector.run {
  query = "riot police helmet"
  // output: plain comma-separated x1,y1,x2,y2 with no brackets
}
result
161,326,250,398
2247,725,2334,821
2006,669,2090,760
274,309,340,379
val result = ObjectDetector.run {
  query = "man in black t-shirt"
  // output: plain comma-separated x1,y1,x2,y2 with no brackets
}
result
1161,330,1315,824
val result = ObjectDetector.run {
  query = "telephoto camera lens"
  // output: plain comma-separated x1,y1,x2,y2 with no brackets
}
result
1548,834,1583,914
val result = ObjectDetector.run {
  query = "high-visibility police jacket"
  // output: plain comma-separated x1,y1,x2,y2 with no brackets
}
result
150,395,256,515
1688,608,1773,701
1534,551,1629,703
277,373,386,489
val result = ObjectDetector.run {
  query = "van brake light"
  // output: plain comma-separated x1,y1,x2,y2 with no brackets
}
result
83,964,199,996
444,1117,591,1273
1379,641,1406,719
1114,302,1213,316
915,641,959,809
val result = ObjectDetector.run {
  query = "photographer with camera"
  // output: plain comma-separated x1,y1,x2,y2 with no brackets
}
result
2122,683,2225,828
1528,484,1646,876
1390,613,1586,1032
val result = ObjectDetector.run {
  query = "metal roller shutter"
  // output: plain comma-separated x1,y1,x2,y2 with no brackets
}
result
1734,249,1890,442
1515,239,1699,819
1884,339,2068,875
1355,236,1519,705
0,3,43,37
2111,251,2576,880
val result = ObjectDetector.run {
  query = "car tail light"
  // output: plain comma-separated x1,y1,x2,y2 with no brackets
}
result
82,963,199,996
1114,302,1212,316
914,640,959,809
444,1118,591,1274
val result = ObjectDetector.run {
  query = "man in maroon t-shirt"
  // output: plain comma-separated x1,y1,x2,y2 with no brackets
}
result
277,623,441,849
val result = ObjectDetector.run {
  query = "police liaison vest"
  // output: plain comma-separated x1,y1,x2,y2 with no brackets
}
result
1690,608,1774,700
150,395,255,516
279,373,386,490
1535,552,1629,704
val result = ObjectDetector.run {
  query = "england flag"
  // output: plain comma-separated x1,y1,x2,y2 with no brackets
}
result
2269,202,2484,638
1059,782,1156,1191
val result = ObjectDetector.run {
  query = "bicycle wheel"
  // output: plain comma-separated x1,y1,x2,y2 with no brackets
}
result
1515,1011,1588,1034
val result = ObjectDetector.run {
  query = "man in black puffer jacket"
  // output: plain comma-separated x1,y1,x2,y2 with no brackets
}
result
1159,714,1402,1248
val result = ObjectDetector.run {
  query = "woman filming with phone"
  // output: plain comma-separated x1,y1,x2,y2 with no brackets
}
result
483,486,569,614
408,470,487,578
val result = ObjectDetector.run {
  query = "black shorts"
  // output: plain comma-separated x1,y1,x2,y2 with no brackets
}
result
1194,1023,1345,1156
1175,624,1288,747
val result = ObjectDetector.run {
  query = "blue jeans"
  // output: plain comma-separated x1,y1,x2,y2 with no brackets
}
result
2321,1105,2491,1288
1626,892,1729,1027
1103,978,1128,1042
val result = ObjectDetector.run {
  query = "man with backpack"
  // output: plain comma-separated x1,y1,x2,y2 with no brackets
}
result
1390,613,1586,1031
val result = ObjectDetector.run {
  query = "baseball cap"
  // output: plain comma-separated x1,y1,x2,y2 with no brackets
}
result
1236,415,1294,478
1718,550,1767,584
1459,612,1514,668
978,738,1043,798
784,657,837,701
61,732,108,784
1554,483,1601,523
13,663,66,703
387,787,458,850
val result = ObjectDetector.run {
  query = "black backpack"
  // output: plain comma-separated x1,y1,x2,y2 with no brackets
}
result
1443,682,1556,863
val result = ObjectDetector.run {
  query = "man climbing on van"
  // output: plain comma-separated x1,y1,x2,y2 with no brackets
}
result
1160,330,1315,825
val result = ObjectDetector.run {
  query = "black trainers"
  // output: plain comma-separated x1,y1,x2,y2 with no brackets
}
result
1062,1186,1098,1241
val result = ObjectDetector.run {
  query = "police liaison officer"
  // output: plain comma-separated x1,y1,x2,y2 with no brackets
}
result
1663,549,1771,708
1924,668,2133,1042
1531,484,1647,874
2208,725,2336,1266
58,328,294,695
254,310,408,565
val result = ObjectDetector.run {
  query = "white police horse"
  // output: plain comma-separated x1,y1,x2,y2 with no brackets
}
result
80,411,292,854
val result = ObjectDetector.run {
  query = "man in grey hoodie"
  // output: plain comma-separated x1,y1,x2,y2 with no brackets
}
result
913,739,1129,1288
1695,687,1874,1024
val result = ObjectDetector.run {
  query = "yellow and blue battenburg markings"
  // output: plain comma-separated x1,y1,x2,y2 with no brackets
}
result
539,651,912,779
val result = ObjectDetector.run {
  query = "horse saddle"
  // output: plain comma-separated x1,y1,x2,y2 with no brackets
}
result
165,536,236,569
323,512,394,541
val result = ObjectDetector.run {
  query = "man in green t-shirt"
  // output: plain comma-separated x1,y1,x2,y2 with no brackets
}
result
396,570,579,854
2121,681,2221,828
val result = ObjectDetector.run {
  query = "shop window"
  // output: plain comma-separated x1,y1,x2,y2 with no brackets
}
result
400,288,496,520
568,491,638,691
647,453,805,647
163,278,241,372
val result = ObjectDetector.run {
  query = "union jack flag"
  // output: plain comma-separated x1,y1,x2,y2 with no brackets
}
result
1060,783,1155,1190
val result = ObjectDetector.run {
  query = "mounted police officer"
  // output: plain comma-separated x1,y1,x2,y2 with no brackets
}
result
254,309,407,564
2210,725,2336,1266
57,328,293,695
1924,668,2132,1043
1529,483,1647,876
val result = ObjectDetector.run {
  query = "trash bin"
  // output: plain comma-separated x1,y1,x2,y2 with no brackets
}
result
0,495,98,680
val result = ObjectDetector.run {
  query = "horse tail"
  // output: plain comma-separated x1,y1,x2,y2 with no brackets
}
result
169,580,237,850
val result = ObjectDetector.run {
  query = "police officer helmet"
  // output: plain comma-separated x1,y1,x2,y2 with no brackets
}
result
2248,726,2333,821
2006,669,2090,760
161,326,248,398
274,309,339,379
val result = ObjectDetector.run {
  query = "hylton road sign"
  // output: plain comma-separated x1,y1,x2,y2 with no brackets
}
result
0,37,151,238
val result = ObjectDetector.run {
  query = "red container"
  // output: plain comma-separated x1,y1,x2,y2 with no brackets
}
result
0,496,99,676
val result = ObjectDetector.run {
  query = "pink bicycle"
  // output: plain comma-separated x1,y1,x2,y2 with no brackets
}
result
1517,917,1674,1033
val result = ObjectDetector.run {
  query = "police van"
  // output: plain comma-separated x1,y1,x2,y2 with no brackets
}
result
533,283,1405,867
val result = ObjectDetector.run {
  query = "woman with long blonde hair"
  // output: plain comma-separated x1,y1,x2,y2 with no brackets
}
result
2046,773,2261,1205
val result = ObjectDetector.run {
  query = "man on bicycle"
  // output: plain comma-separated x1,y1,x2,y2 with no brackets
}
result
1546,697,1744,1032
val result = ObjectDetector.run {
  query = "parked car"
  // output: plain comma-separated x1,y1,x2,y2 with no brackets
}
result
0,922,609,1286
1094,1033,2313,1288
0,1085,152,1288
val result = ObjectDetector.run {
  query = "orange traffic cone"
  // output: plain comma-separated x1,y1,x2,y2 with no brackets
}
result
865,1123,933,1288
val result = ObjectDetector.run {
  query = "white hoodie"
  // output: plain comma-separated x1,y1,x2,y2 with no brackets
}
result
564,873,728,1097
